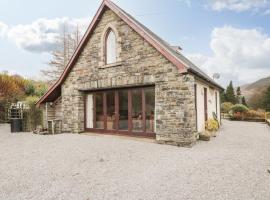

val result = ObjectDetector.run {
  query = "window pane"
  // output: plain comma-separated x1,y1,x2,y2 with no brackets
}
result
106,91,116,130
132,89,142,132
106,30,117,64
119,90,128,130
95,93,104,129
145,87,155,132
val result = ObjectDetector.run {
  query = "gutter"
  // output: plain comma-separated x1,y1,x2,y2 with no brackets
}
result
187,68,224,91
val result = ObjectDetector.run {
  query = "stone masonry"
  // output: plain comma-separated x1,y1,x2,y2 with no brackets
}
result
58,8,197,146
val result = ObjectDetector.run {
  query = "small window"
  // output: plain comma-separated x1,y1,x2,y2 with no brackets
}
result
105,29,117,64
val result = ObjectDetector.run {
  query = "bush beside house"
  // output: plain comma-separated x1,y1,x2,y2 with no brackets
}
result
225,104,266,122
23,96,43,131
0,73,47,130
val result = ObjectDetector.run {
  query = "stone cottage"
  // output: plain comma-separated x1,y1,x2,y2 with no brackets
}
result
37,0,223,146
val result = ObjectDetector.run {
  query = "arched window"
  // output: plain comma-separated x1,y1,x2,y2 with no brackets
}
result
105,29,117,64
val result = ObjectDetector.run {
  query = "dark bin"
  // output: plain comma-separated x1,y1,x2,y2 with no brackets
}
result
10,119,22,133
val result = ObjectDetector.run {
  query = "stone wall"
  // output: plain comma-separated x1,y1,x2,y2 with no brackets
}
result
60,8,197,146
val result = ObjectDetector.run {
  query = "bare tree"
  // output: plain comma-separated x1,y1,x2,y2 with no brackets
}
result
41,24,83,85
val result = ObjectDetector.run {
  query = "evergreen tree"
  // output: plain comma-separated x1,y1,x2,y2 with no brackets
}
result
226,81,236,104
236,87,241,96
236,86,241,104
220,90,227,103
242,96,248,107
263,86,270,111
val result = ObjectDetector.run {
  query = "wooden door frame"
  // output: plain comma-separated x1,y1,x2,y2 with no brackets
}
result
204,87,208,121
84,86,155,138
215,91,218,115
194,84,198,132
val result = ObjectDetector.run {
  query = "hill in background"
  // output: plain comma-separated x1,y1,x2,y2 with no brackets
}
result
241,76,270,108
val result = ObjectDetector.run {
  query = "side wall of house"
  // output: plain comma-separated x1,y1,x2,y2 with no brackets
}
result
196,79,221,133
60,8,197,145
40,103,55,129
41,97,63,129
54,98,62,120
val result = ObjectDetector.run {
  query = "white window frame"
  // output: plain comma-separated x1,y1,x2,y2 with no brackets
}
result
105,29,117,64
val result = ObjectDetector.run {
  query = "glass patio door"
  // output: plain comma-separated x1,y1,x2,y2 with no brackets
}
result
106,91,116,130
131,89,143,132
86,86,155,136
118,90,129,130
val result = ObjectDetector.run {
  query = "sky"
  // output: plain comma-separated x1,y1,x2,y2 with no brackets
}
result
0,0,270,87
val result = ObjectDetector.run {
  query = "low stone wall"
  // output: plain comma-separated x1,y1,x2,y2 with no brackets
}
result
229,118,266,122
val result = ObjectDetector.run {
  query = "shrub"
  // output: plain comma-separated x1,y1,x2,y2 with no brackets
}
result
266,112,270,119
221,102,234,113
23,96,43,130
230,112,243,120
205,119,219,132
245,110,265,119
0,100,10,123
230,104,249,114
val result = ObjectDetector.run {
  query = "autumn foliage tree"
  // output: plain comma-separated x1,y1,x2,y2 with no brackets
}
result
0,73,25,121
0,73,25,102
0,73,47,122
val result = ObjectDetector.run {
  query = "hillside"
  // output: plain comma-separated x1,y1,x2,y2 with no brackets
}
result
243,76,270,90
242,76,270,97
241,76,270,108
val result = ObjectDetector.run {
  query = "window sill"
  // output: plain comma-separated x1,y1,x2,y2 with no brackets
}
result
99,62,122,69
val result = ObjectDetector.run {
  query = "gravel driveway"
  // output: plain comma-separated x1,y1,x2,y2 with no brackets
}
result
0,120,270,200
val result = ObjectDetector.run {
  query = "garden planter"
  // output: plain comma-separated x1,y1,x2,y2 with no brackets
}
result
199,134,210,141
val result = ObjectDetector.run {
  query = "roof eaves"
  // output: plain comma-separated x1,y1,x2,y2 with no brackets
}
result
188,68,224,90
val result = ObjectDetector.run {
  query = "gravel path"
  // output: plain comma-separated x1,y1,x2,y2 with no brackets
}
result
0,120,270,200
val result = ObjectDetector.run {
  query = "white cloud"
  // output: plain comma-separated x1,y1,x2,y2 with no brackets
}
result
0,17,89,53
0,22,8,37
208,0,270,12
187,26,270,86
